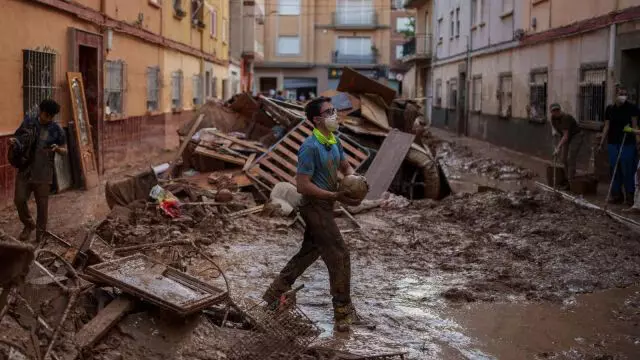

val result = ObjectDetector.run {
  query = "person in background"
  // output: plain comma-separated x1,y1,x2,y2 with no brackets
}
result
268,89,276,98
275,90,286,101
10,99,67,243
620,125,640,213
550,103,584,185
599,87,640,205
262,97,374,332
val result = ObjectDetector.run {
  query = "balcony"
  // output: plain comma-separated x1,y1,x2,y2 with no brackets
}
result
402,34,433,63
403,0,429,9
332,10,380,29
332,52,377,65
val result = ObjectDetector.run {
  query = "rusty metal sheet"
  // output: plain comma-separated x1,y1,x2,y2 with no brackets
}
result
364,129,415,200
86,254,227,316
247,120,369,190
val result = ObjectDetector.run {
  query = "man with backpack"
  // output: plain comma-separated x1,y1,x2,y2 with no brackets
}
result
9,99,67,243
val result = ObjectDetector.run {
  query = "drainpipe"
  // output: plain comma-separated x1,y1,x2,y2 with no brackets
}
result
608,23,617,104
465,34,472,137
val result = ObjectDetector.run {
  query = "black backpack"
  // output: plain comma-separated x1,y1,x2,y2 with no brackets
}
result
8,120,38,170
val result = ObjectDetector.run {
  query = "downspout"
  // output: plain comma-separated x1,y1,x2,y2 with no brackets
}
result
608,23,617,105
465,34,471,137
200,5,205,102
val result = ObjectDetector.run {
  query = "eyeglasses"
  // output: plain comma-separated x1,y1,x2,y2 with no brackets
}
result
319,108,337,117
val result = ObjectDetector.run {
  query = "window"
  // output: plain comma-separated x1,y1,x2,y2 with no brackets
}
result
393,0,404,9
277,36,300,55
105,60,125,115
450,12,454,38
146,67,160,112
222,78,229,100
502,0,513,13
498,74,513,118
191,0,203,23
437,18,443,41
336,36,373,63
529,70,548,121
396,17,413,32
455,8,460,36
212,76,218,98
173,0,186,17
278,0,300,15
472,76,482,112
210,9,217,37
448,79,458,109
193,75,203,106
337,0,374,25
435,79,442,107
22,49,58,118
395,44,404,60
222,18,228,42
578,67,607,122
171,70,183,110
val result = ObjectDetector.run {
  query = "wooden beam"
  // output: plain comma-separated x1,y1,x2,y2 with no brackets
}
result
166,114,204,178
74,296,135,350
195,146,246,165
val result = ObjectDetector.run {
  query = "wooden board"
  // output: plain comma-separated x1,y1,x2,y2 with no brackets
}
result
67,72,99,189
246,120,369,190
194,146,246,165
166,114,204,179
74,296,135,350
210,130,268,152
364,129,415,200
337,67,397,105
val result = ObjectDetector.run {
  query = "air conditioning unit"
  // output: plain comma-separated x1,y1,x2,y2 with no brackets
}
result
514,28,525,41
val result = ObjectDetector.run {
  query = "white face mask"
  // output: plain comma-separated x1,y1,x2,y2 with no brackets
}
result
323,113,339,132
618,95,628,103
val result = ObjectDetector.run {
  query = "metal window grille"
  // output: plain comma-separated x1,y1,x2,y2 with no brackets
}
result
212,77,218,98
578,68,606,122
192,74,203,106
146,67,160,112
529,71,548,121
435,79,442,107
174,0,182,10
499,74,512,117
450,12,454,38
472,76,482,112
222,78,229,100
23,49,59,118
172,70,183,109
448,79,458,109
455,8,460,36
105,60,124,115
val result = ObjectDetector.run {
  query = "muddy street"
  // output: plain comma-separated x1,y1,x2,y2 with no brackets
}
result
1,136,640,360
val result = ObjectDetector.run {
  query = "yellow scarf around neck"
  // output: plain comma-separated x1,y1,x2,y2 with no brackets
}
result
313,128,337,145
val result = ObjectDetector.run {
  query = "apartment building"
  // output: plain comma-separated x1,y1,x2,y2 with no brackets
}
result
229,0,265,93
254,0,392,99
389,0,416,95
401,0,433,100
0,0,229,206
430,0,640,173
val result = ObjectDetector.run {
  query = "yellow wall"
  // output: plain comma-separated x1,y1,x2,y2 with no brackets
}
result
104,0,162,35
0,0,97,134
163,50,201,112
106,33,164,118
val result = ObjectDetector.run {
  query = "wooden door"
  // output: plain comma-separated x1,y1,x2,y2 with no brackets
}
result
67,72,99,189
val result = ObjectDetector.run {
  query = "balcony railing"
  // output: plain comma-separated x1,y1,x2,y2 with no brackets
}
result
332,52,377,65
402,34,433,61
332,10,379,28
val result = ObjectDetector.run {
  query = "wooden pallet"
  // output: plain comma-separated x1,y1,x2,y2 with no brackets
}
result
246,120,369,190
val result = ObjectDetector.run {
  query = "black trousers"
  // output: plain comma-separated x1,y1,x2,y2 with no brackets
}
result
14,174,50,240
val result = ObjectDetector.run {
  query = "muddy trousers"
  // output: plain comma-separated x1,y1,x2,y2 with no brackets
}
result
265,200,352,309
607,144,638,197
560,132,584,180
14,175,50,240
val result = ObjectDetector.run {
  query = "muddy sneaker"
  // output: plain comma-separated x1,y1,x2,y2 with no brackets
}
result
334,304,376,332
18,225,35,242
608,196,623,205
625,193,635,206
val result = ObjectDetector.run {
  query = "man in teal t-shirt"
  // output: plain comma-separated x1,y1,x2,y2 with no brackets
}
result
262,96,375,332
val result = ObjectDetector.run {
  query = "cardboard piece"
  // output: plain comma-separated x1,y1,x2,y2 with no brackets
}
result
337,67,397,105
360,94,390,130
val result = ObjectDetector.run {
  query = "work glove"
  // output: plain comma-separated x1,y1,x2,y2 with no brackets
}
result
624,125,635,133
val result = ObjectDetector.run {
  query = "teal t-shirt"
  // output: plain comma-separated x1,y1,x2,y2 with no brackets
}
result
297,135,345,192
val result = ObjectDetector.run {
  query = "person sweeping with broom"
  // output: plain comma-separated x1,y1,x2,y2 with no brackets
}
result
550,103,584,189
599,87,640,205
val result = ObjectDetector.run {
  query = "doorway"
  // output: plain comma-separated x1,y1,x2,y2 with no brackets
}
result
71,29,103,174
259,77,277,94
621,48,640,104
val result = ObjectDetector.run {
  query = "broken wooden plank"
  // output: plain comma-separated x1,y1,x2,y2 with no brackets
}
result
243,153,257,172
211,131,268,152
274,143,298,163
289,131,307,143
225,205,265,219
166,114,204,178
255,168,281,187
74,296,135,350
268,151,298,174
195,146,246,165
261,158,296,184
364,129,415,200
